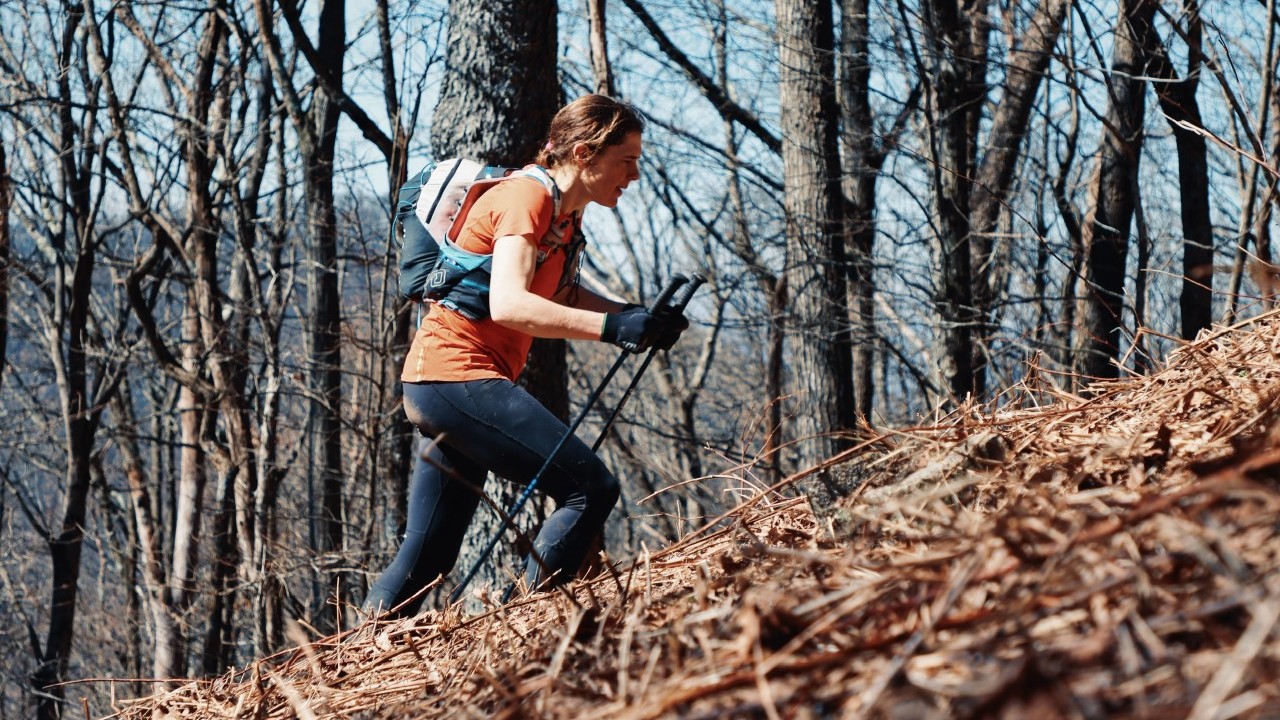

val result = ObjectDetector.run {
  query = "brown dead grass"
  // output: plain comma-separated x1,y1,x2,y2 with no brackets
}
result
110,312,1280,719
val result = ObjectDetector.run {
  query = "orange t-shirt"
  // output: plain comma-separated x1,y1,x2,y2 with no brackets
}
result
402,177,578,383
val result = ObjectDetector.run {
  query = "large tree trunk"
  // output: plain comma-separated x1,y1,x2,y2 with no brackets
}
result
431,0,561,597
776,0,855,468
1147,2,1214,340
1075,0,1156,381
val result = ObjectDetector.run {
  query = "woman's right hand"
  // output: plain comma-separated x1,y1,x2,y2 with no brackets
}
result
601,306,662,353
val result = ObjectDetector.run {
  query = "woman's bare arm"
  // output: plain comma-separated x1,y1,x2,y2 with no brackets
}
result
487,235,609,339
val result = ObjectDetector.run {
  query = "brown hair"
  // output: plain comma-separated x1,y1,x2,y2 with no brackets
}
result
535,95,645,168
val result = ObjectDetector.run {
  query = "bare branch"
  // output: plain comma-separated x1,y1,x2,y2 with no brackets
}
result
618,0,781,153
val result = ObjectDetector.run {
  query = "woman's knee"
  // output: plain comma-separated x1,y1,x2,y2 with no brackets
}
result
585,468,620,511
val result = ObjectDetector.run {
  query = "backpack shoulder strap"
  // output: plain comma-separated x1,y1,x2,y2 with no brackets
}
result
513,164,562,220
514,164,581,252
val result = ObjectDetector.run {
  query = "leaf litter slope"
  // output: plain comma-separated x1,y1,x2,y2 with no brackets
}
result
115,312,1280,719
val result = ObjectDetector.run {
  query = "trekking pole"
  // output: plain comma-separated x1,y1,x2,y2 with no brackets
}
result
592,273,706,451
450,275,690,603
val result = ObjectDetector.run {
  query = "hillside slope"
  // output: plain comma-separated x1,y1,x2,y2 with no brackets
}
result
114,313,1280,719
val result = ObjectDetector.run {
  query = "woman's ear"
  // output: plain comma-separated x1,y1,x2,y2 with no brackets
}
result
571,142,592,167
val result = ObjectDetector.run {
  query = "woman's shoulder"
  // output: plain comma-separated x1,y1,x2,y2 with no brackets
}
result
473,176,555,232
485,175,555,209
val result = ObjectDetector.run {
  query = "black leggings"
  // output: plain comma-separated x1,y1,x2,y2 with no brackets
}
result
363,379,619,616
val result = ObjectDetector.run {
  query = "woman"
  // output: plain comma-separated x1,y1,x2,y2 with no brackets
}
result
364,95,685,617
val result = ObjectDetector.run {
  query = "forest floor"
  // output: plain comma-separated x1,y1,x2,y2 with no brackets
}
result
111,311,1280,719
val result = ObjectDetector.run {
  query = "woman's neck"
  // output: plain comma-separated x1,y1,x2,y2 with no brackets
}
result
547,165,589,216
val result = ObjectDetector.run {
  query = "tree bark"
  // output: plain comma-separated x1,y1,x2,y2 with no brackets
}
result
587,0,615,96
776,0,855,468
1144,1,1213,340
840,0,881,421
299,0,349,623
1075,0,1156,381
920,0,987,404
969,0,1071,389
30,5,104,714
111,388,190,683
0,137,8,385
432,0,561,597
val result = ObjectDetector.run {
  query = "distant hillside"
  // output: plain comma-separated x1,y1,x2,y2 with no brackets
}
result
111,312,1280,719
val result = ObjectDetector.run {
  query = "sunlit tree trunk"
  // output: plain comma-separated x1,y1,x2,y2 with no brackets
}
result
432,0,561,594
776,0,854,467
587,0,615,96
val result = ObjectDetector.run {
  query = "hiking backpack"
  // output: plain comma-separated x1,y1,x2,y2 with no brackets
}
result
394,159,576,320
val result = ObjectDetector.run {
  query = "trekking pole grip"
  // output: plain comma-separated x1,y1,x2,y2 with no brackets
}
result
650,274,688,313
666,273,706,314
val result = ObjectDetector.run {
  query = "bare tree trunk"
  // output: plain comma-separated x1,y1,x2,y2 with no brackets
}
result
1053,57,1084,369
202,466,238,675
713,0,784,483
111,388,188,683
0,137,8,384
1075,0,1156,382
268,0,421,625
840,0,882,421
969,0,1071,386
298,0,349,624
1133,184,1153,373
587,0,615,96
252,0,347,626
921,0,985,404
1145,1,1214,340
31,5,103,714
1226,0,1277,321
372,0,417,577
432,0,561,595
776,0,855,468
765,284,787,480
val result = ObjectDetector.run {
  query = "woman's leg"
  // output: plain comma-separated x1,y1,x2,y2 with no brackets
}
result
425,379,620,592
363,388,488,617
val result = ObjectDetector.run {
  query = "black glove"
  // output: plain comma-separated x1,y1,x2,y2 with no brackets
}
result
653,309,689,351
601,306,661,353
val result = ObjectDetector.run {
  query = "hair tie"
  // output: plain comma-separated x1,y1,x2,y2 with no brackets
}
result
544,141,554,151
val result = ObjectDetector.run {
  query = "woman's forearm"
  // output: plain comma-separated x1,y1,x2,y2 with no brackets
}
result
490,289,606,340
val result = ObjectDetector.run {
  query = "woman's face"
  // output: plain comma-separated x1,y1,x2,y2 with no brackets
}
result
578,131,643,208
